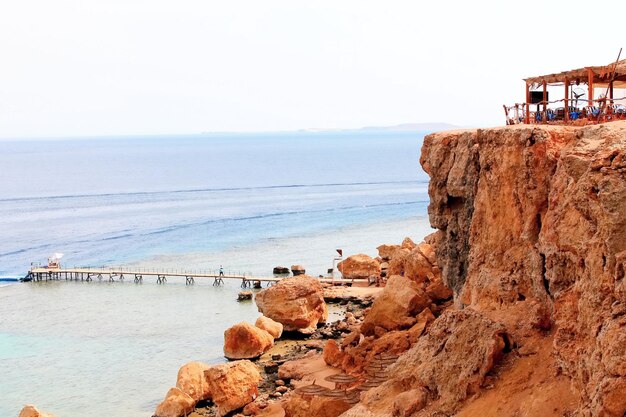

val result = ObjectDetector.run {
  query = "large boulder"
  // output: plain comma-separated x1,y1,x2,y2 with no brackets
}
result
175,361,212,402
17,405,55,417
273,266,290,274
290,265,306,276
255,276,328,334
360,275,431,336
224,322,274,360
153,387,196,417
330,308,435,375
255,315,283,339
337,254,381,280
376,244,405,261
205,360,262,417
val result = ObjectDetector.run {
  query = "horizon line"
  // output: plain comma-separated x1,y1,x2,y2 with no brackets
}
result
0,122,462,141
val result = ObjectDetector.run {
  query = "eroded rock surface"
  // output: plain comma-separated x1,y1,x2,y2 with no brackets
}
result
255,276,328,334
360,275,430,335
153,387,196,417
343,310,507,416
419,122,626,416
175,361,212,402
205,360,262,417
223,322,274,360
337,254,381,280
255,315,284,339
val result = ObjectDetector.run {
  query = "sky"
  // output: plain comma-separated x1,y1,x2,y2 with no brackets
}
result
0,0,624,138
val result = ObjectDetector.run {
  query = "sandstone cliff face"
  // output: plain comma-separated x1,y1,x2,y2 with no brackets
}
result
420,122,626,416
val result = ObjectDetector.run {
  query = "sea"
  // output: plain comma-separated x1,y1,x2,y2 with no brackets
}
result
0,131,433,417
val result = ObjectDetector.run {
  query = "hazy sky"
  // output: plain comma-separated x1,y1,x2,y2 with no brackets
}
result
1,0,624,138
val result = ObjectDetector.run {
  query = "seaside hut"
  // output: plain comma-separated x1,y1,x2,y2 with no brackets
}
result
504,54,626,125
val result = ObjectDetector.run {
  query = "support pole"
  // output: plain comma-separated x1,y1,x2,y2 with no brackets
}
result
542,81,547,115
564,78,570,122
525,83,531,124
587,68,594,107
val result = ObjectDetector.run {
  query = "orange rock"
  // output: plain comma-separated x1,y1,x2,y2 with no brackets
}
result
255,315,283,339
224,322,274,360
407,308,435,343
392,388,428,416
376,244,402,261
360,275,430,336
401,237,417,250
205,360,262,417
17,405,56,417
348,310,507,416
175,361,212,402
322,339,343,367
255,276,327,334
337,254,381,280
153,387,196,417
242,401,261,416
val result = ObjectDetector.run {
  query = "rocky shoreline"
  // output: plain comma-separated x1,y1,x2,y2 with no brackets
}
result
19,121,626,417
160,284,377,417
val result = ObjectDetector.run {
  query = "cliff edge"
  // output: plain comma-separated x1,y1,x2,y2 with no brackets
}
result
341,121,626,417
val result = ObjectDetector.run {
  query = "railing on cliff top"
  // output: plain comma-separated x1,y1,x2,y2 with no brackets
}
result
503,96,626,125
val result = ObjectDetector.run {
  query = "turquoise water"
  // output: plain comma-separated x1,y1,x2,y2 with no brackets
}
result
0,131,432,417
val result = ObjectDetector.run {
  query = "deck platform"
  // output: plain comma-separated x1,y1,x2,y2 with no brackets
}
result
25,267,365,287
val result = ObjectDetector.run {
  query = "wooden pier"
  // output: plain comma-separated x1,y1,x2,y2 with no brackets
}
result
25,266,364,288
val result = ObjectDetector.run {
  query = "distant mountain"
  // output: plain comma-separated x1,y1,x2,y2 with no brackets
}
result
357,122,461,132
297,122,460,134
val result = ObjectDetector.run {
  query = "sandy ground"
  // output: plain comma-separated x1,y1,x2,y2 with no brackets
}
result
455,334,578,417
323,285,382,300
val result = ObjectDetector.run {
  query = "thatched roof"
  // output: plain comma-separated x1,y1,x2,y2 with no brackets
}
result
524,59,626,88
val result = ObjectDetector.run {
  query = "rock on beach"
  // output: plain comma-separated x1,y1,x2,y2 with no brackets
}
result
255,315,284,339
17,405,56,417
255,276,327,334
223,322,274,360
204,360,262,417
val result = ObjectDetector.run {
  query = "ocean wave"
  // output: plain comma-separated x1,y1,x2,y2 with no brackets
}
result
0,180,427,203
142,200,426,237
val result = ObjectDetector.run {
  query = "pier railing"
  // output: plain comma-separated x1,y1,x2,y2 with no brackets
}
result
26,265,363,288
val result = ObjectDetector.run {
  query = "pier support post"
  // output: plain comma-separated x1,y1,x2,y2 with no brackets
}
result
157,275,167,284
134,274,143,284
185,276,195,285
86,273,92,282
213,277,224,287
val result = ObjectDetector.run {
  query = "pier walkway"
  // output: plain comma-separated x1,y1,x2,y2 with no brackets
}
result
26,267,364,288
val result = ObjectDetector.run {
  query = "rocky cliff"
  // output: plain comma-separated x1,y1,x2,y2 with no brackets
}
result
422,121,626,416
339,121,626,417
